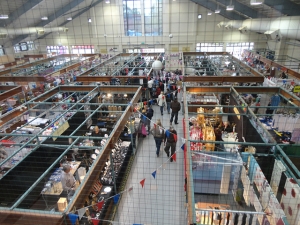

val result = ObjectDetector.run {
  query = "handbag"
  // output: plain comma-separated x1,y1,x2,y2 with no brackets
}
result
141,124,147,136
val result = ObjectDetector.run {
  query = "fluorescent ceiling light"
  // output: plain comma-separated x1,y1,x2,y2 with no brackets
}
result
226,5,234,10
215,9,221,13
198,14,202,19
0,15,9,19
67,17,72,21
207,12,212,15
250,0,263,5
105,0,110,3
41,16,48,20
88,18,92,23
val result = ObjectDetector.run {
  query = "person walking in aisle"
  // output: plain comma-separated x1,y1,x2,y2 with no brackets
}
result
157,91,167,116
164,126,177,162
170,97,181,125
150,119,165,157
165,88,173,114
145,105,154,133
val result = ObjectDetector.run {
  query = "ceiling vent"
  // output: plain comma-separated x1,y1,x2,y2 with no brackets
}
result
37,30,45,35
0,33,8,39
239,26,247,34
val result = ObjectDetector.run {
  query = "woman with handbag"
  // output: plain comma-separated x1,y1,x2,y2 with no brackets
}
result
157,91,167,116
150,119,165,157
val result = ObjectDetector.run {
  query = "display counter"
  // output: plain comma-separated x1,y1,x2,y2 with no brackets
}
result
42,161,81,196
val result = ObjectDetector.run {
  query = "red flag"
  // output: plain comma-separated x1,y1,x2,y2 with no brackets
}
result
96,200,104,211
173,134,177,142
140,178,146,188
91,218,100,225
171,153,177,162
144,101,147,105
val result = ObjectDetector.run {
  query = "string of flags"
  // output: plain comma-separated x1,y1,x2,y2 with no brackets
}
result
67,89,189,225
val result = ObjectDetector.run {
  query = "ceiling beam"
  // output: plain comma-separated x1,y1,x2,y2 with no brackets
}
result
37,0,104,40
264,0,300,16
0,0,44,27
11,0,87,46
213,0,266,18
190,0,247,20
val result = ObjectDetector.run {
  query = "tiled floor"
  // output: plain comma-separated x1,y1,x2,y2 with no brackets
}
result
114,94,186,225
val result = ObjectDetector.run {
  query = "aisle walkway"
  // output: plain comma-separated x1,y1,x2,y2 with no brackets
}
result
114,96,186,225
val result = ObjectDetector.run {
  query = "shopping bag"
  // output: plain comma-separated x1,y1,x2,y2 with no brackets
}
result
141,124,147,136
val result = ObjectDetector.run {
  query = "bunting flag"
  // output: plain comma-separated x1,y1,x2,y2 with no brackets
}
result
96,200,104,212
68,213,79,225
181,143,185,150
114,194,120,204
171,153,177,162
140,178,146,188
165,130,170,138
142,115,146,120
91,218,100,225
152,170,157,179
77,208,86,220
128,186,134,197
143,101,147,105
181,137,186,143
173,134,177,142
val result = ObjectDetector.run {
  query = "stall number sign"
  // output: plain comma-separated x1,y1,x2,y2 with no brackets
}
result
293,86,300,93
233,107,241,120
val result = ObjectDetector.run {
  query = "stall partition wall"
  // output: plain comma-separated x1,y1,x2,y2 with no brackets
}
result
243,154,287,225
192,152,242,195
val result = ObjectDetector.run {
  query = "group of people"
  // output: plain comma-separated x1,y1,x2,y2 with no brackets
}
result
139,86,181,160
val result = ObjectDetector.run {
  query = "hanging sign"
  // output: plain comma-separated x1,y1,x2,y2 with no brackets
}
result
233,107,241,120
293,86,300,93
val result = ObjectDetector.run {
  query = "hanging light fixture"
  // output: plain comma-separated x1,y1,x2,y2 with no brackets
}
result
215,4,221,13
105,0,110,3
0,15,9,19
250,0,263,5
207,12,212,15
226,0,234,10
88,18,92,23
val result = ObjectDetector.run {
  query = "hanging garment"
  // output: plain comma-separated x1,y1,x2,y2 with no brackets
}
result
270,95,280,107
241,214,247,225
226,212,230,225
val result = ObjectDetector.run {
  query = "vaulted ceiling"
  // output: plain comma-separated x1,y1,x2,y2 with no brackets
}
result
1,0,300,46
191,0,300,20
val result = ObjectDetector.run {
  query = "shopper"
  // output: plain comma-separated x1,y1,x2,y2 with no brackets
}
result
145,105,154,133
150,119,165,157
165,88,173,114
157,91,167,116
61,164,76,192
170,97,181,125
164,126,177,162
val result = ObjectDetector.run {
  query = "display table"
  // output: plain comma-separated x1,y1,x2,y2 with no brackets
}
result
42,161,81,196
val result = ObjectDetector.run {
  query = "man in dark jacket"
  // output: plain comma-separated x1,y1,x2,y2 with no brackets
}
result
164,126,177,162
165,88,173,114
170,97,181,125
145,105,154,132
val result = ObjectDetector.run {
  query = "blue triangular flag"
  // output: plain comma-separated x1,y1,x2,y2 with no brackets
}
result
152,170,157,179
68,213,79,225
113,194,120,204
166,130,170,138
143,115,146,120
181,144,185,150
